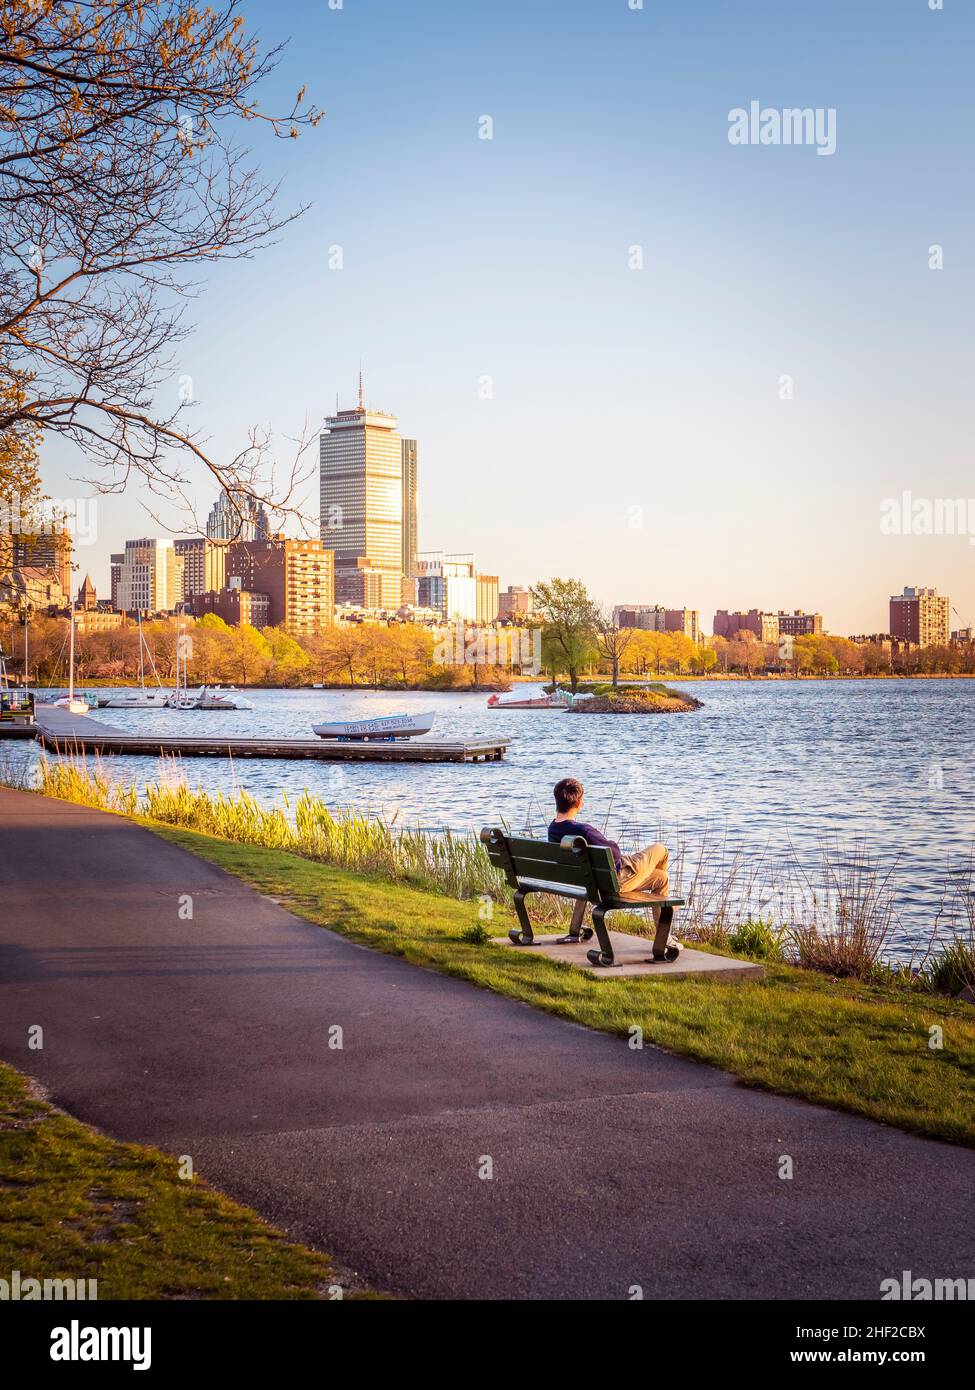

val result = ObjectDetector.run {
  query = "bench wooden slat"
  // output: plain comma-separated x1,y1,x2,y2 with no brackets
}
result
494,836,620,895
516,877,589,899
501,852,615,888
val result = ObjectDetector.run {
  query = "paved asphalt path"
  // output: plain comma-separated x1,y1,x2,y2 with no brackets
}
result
1,786,972,1300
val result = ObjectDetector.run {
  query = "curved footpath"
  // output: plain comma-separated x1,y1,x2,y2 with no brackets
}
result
1,786,972,1301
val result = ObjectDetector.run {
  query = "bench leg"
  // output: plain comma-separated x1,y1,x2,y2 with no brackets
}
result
556,898,592,946
508,889,535,945
586,906,617,967
648,904,681,962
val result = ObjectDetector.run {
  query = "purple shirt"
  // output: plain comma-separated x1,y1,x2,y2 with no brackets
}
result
548,819,623,872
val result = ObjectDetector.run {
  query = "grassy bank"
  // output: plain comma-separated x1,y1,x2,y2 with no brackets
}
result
26,761,975,985
134,821,975,1148
0,1063,368,1299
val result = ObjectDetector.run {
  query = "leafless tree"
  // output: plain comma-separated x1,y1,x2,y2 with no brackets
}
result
0,0,322,531
595,608,635,688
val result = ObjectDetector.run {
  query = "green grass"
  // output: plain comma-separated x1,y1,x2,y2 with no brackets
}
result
143,821,975,1149
0,1062,369,1299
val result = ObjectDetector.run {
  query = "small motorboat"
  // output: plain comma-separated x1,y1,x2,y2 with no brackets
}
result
312,711,435,741
100,689,172,709
487,685,574,710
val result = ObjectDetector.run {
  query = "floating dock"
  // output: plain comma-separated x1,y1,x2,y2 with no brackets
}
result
0,721,37,740
32,706,509,764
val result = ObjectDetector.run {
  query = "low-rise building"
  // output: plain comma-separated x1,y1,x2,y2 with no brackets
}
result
75,608,126,634
190,582,270,629
713,609,780,644
498,585,533,621
777,610,823,637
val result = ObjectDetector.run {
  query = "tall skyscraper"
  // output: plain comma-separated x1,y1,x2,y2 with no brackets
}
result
174,537,226,598
889,586,950,647
401,438,419,584
116,538,184,613
206,490,270,542
319,375,403,610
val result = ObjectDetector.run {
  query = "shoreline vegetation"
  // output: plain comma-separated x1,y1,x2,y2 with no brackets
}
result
14,670,975,695
0,1062,369,1300
567,682,703,713
16,761,975,998
5,602,975,696
6,770,973,1148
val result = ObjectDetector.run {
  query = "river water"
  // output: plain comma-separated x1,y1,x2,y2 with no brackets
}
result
4,680,973,957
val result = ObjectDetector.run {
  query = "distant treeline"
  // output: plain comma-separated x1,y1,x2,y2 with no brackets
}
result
3,614,971,690
0,615,515,689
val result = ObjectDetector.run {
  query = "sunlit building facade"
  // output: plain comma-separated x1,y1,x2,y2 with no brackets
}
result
320,380,403,610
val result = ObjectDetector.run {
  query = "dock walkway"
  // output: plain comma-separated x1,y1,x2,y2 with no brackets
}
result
32,705,508,763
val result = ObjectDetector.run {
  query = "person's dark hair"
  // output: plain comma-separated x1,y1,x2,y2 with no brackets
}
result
553,777,583,814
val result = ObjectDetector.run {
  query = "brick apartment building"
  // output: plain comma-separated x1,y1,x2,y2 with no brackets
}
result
225,538,334,635
777,610,823,637
614,604,700,640
889,586,950,648
190,582,270,629
712,609,780,643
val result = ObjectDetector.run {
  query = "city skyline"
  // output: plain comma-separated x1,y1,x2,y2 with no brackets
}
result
31,0,975,633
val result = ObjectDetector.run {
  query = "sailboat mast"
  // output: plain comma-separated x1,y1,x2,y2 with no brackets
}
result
68,607,75,702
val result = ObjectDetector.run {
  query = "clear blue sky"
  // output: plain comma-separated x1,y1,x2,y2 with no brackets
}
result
45,0,975,634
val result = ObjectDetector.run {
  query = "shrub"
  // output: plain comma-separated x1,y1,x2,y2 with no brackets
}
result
728,916,787,961
927,939,975,997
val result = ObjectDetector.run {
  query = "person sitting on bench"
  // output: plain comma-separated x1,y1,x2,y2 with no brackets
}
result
548,777,671,932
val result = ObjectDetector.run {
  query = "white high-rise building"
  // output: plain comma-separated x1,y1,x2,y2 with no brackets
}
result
116,538,184,613
320,375,403,611
415,552,477,621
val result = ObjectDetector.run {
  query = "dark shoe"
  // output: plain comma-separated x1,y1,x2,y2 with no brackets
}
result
652,937,683,963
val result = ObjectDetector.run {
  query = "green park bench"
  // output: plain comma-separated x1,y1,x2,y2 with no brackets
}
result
480,826,685,969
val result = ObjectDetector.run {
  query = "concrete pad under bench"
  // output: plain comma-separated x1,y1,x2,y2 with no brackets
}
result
492,930,765,981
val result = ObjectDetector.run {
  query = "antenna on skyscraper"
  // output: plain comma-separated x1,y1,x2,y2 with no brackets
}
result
358,363,365,411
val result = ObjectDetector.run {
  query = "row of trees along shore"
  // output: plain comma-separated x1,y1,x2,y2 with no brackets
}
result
4,594,975,690
529,578,975,687
0,613,518,690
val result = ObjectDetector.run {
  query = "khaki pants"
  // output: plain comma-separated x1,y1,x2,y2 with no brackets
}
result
568,842,670,932
619,843,670,924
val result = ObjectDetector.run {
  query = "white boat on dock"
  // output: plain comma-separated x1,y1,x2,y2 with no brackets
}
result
312,711,435,741
166,684,253,711
100,614,172,708
45,608,90,715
